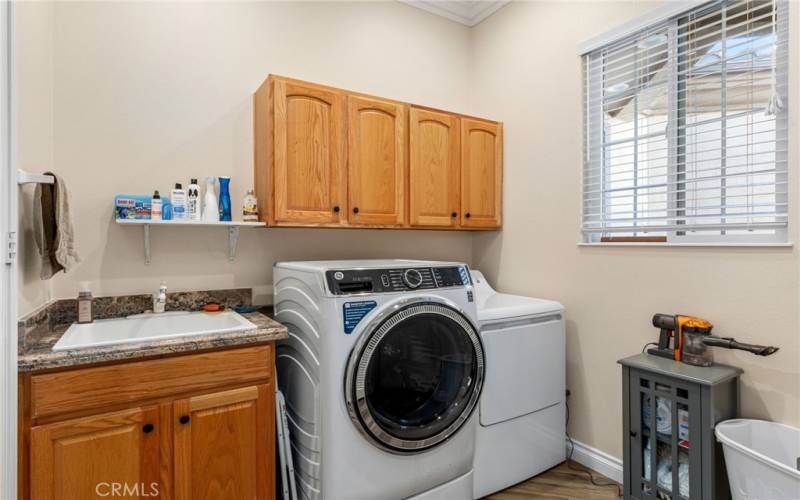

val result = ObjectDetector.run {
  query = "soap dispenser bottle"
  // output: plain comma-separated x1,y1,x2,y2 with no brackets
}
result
77,282,94,324
153,282,167,313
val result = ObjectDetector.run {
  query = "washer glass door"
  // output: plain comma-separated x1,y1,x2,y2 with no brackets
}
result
346,302,484,453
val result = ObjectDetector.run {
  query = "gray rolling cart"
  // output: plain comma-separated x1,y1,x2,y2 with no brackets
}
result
619,354,742,500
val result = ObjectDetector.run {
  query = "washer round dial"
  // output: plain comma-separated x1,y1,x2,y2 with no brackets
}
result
403,269,424,289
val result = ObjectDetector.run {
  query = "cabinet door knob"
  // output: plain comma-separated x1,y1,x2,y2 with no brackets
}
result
179,415,190,425
333,205,340,213
353,207,359,214
465,212,471,219
142,423,154,434
630,430,638,438
451,212,457,218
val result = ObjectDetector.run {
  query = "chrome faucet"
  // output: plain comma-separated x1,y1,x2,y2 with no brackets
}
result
153,282,167,313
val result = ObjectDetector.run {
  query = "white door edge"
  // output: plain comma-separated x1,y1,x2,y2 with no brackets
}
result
1,1,18,498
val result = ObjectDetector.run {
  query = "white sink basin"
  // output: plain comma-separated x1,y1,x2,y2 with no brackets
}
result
53,310,257,351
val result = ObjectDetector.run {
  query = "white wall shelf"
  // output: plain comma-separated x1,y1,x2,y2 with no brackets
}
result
115,219,265,264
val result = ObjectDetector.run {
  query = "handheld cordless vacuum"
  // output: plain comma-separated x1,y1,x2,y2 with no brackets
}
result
649,313,779,366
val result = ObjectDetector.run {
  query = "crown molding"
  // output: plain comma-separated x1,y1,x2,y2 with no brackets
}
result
399,1,510,27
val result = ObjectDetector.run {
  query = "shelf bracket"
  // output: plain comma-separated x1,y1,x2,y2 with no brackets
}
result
228,226,239,263
143,224,151,265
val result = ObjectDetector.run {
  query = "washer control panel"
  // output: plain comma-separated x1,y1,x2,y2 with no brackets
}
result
326,266,471,295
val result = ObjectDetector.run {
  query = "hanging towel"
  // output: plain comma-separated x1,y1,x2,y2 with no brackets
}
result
33,172,79,279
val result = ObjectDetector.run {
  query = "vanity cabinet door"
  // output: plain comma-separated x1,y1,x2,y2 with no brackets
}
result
173,384,273,500
346,95,407,226
270,78,346,225
460,118,503,228
30,406,162,500
409,108,461,228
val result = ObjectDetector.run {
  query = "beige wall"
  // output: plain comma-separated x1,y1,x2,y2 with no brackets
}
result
16,1,55,315
17,1,475,314
470,1,800,458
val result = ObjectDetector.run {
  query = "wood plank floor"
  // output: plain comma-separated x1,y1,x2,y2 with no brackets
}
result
486,461,622,499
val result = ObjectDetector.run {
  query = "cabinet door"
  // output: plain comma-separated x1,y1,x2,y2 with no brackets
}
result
409,108,460,227
273,78,345,224
347,96,406,226
461,118,502,228
174,385,273,500
30,406,162,500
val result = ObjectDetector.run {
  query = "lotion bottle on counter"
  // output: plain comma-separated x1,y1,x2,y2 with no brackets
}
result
77,282,94,324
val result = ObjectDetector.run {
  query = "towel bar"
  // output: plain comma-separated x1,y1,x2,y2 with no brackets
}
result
17,169,54,185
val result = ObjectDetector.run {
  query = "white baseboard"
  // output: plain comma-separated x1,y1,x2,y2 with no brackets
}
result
566,438,623,484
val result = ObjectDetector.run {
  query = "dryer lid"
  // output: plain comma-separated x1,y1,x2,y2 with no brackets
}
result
470,270,564,322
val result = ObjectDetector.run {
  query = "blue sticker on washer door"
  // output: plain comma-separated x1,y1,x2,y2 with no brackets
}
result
343,301,377,334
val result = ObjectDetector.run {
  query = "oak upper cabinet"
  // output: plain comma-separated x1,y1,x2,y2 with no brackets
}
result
254,75,502,230
409,108,461,228
347,96,406,226
255,76,346,225
174,385,273,500
30,406,162,500
461,118,503,228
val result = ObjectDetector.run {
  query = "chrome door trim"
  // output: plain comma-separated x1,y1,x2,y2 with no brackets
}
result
343,296,484,454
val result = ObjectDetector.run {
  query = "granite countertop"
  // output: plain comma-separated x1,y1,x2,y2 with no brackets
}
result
18,289,287,372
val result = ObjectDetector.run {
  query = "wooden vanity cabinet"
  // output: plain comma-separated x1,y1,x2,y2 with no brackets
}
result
346,95,406,226
255,75,503,230
461,118,503,228
409,108,461,228
30,406,162,500
19,345,276,500
173,385,271,500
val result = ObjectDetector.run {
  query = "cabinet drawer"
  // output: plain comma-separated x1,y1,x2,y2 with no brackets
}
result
30,345,273,420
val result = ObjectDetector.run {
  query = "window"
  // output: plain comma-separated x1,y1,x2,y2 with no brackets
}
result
582,0,788,244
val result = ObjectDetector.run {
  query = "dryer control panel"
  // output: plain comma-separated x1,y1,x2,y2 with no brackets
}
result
326,266,471,295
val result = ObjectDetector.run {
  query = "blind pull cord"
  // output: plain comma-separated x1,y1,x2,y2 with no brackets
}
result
765,4,783,116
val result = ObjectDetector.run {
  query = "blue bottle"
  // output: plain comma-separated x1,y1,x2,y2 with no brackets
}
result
218,176,232,222
162,199,173,220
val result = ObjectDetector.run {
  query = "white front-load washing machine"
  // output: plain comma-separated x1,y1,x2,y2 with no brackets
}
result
274,260,485,500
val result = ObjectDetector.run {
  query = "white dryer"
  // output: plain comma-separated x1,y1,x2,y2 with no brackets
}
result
274,260,485,500
471,270,566,498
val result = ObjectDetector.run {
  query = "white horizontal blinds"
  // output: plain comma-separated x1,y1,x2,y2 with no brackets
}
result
582,0,788,241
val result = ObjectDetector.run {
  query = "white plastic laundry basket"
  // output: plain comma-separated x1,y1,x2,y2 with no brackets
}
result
716,419,800,500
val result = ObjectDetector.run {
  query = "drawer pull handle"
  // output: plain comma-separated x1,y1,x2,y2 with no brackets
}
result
179,415,190,425
142,423,154,434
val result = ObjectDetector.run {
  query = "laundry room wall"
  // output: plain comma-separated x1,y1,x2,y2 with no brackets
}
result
15,1,475,315
469,0,800,461
16,1,55,315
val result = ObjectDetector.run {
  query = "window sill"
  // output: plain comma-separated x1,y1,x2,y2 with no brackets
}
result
578,242,793,248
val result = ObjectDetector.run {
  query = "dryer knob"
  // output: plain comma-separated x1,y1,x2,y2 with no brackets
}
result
403,269,424,289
